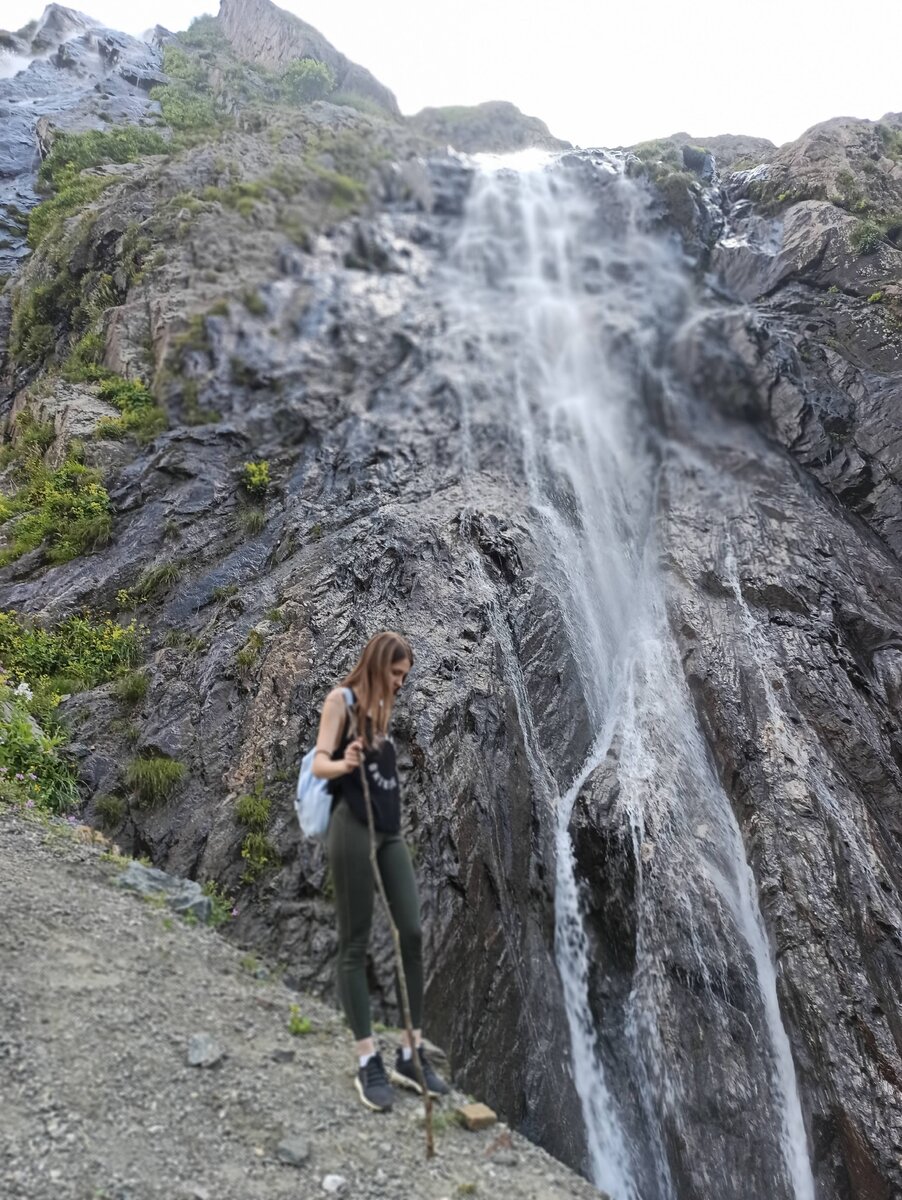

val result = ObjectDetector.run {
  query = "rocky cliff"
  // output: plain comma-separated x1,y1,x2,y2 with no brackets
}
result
1,5,902,1199
217,0,400,115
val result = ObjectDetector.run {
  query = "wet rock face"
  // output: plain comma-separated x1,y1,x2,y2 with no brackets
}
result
657,129,902,1195
0,7,163,276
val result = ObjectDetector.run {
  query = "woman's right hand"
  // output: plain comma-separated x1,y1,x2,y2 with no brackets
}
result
343,738,364,774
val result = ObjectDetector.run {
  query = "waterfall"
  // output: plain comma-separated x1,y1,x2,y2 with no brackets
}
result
444,152,816,1200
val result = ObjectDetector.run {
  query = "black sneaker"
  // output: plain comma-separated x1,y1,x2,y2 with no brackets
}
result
390,1046,451,1097
355,1052,395,1112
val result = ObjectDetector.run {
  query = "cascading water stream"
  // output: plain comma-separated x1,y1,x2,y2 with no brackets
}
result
443,152,816,1200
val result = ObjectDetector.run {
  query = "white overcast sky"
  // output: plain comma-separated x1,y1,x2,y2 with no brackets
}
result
4,0,901,148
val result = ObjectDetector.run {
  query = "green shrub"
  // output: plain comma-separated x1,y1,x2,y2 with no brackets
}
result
27,167,115,249
279,58,336,103
94,792,126,827
113,671,149,704
240,830,275,881
851,219,883,255
868,291,884,303
242,460,270,497
98,377,155,411
201,878,234,926
0,456,112,566
62,331,108,382
94,376,161,438
287,1003,313,1035
150,83,220,133
133,560,182,601
160,44,209,89
0,610,140,688
125,755,185,806
181,14,228,49
239,629,265,664
0,670,80,813
0,409,55,467
38,128,169,191
236,783,270,830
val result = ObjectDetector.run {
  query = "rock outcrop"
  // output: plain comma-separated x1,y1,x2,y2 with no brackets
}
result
410,100,570,154
217,0,400,115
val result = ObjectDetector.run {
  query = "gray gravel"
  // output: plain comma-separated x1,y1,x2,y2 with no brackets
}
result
0,810,605,1199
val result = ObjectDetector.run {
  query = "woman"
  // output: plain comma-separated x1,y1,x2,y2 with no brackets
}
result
311,630,450,1111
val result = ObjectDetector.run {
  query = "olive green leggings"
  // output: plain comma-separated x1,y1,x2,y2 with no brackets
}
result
327,800,423,1040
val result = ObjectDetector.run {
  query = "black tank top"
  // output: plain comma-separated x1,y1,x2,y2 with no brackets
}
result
328,689,401,834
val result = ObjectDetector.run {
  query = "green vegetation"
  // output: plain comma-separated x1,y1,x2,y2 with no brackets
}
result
113,670,149,704
27,168,114,250
138,560,182,598
242,290,267,316
200,179,267,217
287,1003,313,1036
236,628,265,668
0,409,54,467
0,610,141,814
201,878,234,927
62,331,107,382
94,376,168,443
237,505,266,537
125,754,185,807
850,218,883,255
240,829,276,882
94,792,126,827
0,669,80,813
279,58,336,104
0,610,140,690
180,13,228,49
38,128,169,192
868,291,884,303
242,460,270,498
236,780,271,830
0,449,112,567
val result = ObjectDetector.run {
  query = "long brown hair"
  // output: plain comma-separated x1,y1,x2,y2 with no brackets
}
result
342,631,414,744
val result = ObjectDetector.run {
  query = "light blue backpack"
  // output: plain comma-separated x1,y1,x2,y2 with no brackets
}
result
295,687,355,840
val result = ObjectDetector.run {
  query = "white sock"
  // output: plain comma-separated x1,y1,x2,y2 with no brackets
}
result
359,1052,374,1068
401,1045,413,1061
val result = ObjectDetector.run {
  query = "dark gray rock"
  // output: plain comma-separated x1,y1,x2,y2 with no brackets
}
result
117,861,212,922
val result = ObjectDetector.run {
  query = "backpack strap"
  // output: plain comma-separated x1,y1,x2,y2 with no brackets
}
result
341,686,355,708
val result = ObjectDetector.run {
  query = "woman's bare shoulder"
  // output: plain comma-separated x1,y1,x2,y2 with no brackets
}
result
323,687,348,707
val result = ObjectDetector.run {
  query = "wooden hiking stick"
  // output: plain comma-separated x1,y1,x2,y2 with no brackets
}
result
350,714,435,1158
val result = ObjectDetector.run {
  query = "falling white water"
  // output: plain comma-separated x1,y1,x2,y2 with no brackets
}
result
444,154,816,1200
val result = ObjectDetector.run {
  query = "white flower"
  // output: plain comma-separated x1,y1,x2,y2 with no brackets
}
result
14,682,33,700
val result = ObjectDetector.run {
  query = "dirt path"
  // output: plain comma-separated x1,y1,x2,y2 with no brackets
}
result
0,810,604,1200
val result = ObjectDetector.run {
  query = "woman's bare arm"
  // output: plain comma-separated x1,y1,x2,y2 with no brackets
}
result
311,689,363,780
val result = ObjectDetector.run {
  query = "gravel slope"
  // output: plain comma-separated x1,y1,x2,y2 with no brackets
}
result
0,810,605,1200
